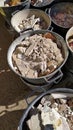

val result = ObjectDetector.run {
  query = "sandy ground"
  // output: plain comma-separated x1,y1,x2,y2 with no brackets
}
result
0,14,37,130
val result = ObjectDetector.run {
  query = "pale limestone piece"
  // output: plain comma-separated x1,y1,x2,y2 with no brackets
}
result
12,54,29,76
26,68,38,78
25,40,38,56
21,40,30,46
27,114,41,130
13,53,38,78
16,46,26,54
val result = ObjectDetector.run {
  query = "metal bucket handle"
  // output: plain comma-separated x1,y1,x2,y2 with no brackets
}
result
20,27,33,35
45,8,54,31
48,25,53,31
11,10,19,16
24,87,46,106
45,8,51,15
44,70,63,84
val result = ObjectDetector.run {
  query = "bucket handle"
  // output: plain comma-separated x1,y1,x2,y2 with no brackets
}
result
44,70,63,84
48,25,53,31
45,8,53,31
24,86,47,106
20,27,33,35
11,10,19,16
45,8,51,15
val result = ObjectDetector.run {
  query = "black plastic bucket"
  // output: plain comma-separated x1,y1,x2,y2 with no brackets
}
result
18,88,73,130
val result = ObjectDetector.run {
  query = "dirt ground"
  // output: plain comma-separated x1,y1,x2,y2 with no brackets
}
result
0,14,37,130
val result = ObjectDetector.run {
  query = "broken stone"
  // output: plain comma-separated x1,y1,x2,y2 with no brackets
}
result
27,114,41,130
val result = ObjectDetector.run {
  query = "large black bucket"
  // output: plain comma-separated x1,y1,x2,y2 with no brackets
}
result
18,88,73,130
